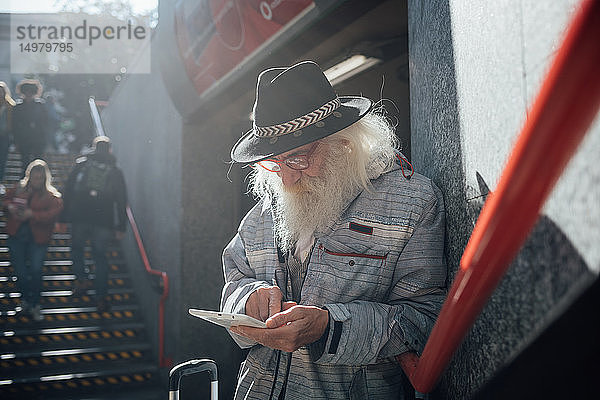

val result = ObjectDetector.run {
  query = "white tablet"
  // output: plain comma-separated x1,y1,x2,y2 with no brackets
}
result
189,309,267,329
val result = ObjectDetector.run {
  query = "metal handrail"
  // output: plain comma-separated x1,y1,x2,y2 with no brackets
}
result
127,206,173,368
89,98,173,368
397,0,600,393
88,97,105,137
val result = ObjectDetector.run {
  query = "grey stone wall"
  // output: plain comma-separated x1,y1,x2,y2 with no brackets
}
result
100,38,183,374
178,113,247,400
101,37,248,399
408,0,598,398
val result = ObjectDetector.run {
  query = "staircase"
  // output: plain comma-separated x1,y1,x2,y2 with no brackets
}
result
0,151,164,399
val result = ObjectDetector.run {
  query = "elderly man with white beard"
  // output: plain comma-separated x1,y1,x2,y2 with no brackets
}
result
222,61,447,399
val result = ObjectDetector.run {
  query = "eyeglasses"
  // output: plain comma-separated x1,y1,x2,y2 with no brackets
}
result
255,142,320,173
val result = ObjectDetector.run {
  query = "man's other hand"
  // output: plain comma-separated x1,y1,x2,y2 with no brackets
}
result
231,305,329,353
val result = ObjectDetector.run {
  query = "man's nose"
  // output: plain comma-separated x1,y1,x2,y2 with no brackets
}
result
277,165,301,187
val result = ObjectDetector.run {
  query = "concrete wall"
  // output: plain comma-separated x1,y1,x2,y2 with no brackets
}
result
100,37,183,375
102,31,249,400
178,108,248,400
408,0,598,398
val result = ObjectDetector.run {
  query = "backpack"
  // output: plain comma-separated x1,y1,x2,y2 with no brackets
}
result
73,159,113,198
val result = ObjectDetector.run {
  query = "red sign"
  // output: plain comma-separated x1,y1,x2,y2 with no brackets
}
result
174,0,314,97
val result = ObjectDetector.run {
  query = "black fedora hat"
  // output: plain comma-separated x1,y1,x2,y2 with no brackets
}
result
231,61,373,163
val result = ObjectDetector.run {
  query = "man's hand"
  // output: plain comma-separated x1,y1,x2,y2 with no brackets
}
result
231,305,329,353
245,286,284,322
115,231,125,240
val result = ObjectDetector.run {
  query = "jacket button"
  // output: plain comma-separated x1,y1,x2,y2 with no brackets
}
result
348,260,355,266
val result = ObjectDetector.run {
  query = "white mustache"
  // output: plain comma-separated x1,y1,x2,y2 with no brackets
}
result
269,146,359,253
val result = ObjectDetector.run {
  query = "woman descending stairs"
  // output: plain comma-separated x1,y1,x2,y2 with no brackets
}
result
0,151,164,399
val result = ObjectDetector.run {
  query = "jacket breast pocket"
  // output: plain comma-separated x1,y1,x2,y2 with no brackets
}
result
313,243,388,302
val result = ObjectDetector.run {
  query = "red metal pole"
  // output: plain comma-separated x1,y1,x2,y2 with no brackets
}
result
126,206,173,368
400,0,600,392
159,272,172,367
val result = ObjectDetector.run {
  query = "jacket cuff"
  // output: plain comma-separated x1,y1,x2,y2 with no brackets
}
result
312,303,351,363
307,306,337,360
307,318,329,360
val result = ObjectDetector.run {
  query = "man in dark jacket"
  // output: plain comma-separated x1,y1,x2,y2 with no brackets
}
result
12,79,48,174
63,136,127,311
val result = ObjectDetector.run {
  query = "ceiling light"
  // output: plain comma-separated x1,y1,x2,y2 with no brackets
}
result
324,54,382,86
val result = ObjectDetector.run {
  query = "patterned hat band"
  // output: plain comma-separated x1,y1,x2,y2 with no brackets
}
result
254,98,341,138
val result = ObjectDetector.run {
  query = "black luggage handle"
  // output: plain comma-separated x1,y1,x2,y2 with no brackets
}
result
169,359,218,400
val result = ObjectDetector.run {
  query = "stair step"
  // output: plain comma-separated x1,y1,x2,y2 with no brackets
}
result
0,272,130,281
0,362,160,399
0,287,134,298
0,231,65,239
0,251,126,261
1,322,147,351
0,244,125,253
2,342,153,375
0,262,129,276
0,307,142,329
69,386,165,400
0,245,72,253
0,276,133,292
0,292,138,312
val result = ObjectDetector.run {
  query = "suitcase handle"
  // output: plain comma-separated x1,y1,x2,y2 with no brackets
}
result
169,359,218,400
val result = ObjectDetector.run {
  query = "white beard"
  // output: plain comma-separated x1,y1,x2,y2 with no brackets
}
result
267,144,361,253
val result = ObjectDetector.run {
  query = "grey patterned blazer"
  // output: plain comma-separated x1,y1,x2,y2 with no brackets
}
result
221,164,447,399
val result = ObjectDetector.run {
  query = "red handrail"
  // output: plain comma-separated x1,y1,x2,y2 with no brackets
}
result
398,0,600,393
88,98,173,368
127,206,173,368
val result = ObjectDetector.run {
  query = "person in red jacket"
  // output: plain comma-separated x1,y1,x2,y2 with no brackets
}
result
4,159,63,321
